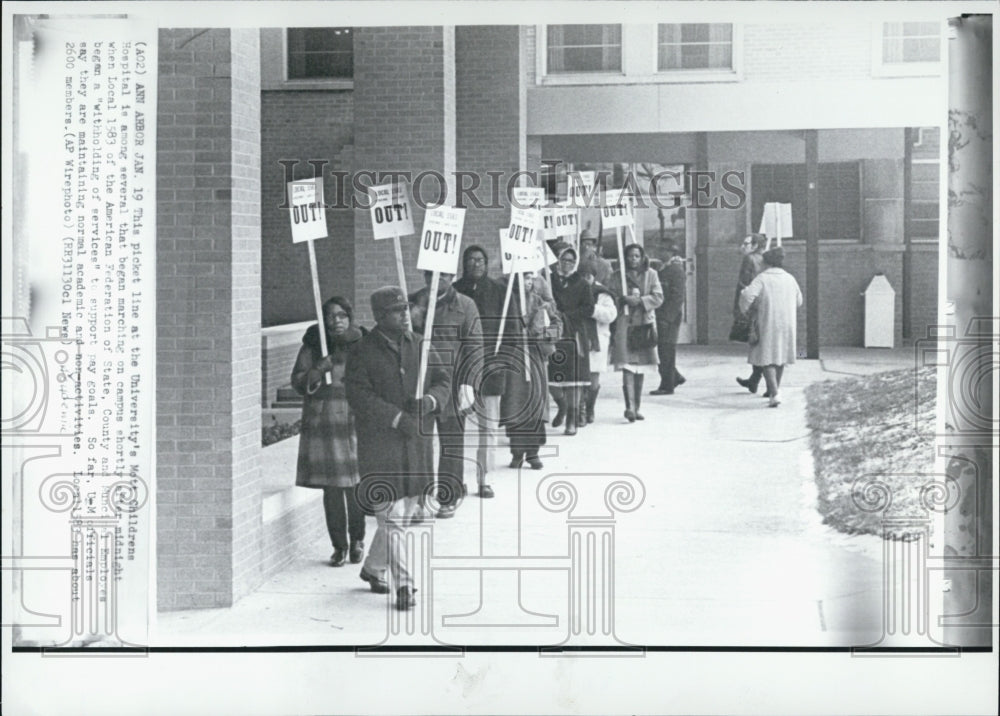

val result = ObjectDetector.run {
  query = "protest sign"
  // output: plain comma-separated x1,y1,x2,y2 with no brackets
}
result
759,202,793,248
416,205,466,274
368,182,414,240
600,188,635,230
564,170,597,207
287,177,332,382
369,182,415,327
511,186,546,209
508,206,544,272
551,206,579,238
288,178,328,243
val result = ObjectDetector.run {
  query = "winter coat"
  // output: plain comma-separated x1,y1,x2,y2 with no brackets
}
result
579,248,614,286
501,275,561,430
587,284,617,373
739,267,803,366
452,247,515,397
409,285,483,415
733,251,765,318
656,258,686,325
345,329,452,502
549,266,595,386
291,325,364,489
610,246,664,367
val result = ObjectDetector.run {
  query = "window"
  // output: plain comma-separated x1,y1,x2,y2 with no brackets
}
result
546,25,622,73
658,24,733,71
909,127,940,240
882,22,941,64
751,162,862,241
873,22,941,77
286,28,353,80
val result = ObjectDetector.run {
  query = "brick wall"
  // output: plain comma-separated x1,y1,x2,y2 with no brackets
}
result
156,28,264,610
742,23,871,81
229,27,264,603
909,244,940,338
456,26,521,273
351,26,449,326
261,91,355,327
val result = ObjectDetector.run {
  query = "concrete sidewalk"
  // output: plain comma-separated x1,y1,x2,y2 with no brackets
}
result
157,345,922,647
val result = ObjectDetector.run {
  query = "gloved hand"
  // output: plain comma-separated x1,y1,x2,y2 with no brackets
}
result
396,413,419,438
456,384,475,413
403,395,436,416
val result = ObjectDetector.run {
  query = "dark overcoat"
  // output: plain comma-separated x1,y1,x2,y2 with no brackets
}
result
291,325,363,489
344,328,452,503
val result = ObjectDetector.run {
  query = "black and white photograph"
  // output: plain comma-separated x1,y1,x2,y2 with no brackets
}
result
2,1,997,714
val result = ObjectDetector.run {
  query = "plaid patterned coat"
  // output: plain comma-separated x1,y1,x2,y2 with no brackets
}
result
291,325,363,489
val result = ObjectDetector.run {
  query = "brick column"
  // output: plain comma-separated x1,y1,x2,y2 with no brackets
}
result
455,26,522,269
351,26,452,324
156,28,263,610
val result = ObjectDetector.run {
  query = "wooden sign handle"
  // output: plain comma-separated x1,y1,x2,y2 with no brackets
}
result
516,269,531,382
392,233,412,330
495,259,516,355
415,271,439,398
615,226,630,318
307,239,333,385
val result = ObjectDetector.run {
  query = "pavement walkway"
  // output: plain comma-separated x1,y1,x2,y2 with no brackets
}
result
157,345,924,648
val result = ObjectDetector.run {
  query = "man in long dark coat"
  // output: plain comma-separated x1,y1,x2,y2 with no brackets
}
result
452,244,513,498
409,270,483,517
651,244,687,395
345,286,452,610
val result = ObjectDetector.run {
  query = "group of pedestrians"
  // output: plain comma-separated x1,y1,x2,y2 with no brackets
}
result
288,230,800,611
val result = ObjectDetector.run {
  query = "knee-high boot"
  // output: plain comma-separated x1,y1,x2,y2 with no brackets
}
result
623,375,636,423
585,386,598,424
633,374,645,420
564,388,578,435
550,388,565,428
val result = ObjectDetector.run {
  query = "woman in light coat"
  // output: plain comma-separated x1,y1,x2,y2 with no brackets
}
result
738,247,803,407
578,266,617,425
610,243,664,422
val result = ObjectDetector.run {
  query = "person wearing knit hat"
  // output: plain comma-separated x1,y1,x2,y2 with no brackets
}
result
578,230,613,286
345,286,452,610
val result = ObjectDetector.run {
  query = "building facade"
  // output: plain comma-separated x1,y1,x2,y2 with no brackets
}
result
155,23,944,609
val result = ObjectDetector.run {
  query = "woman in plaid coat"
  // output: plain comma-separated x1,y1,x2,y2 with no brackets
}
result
291,296,365,567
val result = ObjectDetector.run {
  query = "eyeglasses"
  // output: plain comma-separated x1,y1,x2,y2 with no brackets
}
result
467,257,487,265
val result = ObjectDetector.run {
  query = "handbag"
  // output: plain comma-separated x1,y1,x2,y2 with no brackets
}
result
626,322,657,351
728,315,750,343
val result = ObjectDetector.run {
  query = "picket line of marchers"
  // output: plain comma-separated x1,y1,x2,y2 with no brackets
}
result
285,172,659,394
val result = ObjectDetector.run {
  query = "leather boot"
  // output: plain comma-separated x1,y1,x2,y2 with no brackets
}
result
564,390,577,435
550,389,566,428
623,383,635,422
634,375,645,420
585,386,598,424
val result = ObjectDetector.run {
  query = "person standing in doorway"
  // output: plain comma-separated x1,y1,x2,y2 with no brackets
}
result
346,287,451,611
733,233,767,394
650,244,686,396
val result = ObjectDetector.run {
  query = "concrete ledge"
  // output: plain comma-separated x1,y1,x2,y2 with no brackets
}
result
262,321,313,407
